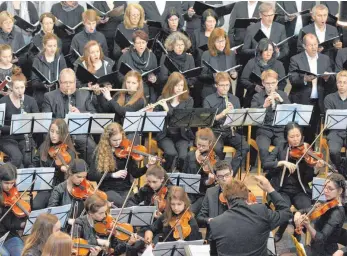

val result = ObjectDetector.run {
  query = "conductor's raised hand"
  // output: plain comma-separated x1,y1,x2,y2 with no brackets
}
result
254,175,274,193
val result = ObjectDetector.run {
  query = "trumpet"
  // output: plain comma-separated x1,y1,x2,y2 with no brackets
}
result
0,76,11,92
138,90,187,112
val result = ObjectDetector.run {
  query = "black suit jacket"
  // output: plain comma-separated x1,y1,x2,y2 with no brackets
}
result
275,1,315,37
209,191,291,256
42,89,96,118
242,21,289,60
289,51,335,112
228,1,261,46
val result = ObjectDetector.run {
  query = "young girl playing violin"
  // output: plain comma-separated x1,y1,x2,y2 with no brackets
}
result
22,213,61,256
263,122,325,242
0,163,25,256
294,173,346,256
182,127,218,215
32,118,77,210
88,122,157,208
128,165,171,217
144,186,202,244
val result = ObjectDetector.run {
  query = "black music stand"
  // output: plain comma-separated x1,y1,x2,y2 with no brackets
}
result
0,103,5,127
168,108,217,128
312,177,327,201
110,206,156,227
272,104,313,126
16,167,55,207
153,240,204,256
169,173,201,194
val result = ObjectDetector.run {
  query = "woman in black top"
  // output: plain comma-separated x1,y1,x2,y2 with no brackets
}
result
263,122,325,242
240,38,286,107
113,3,149,63
117,30,158,102
31,33,67,110
149,72,193,172
21,213,60,256
0,163,25,256
97,70,145,124
294,173,346,256
88,122,156,207
0,67,39,168
0,44,14,97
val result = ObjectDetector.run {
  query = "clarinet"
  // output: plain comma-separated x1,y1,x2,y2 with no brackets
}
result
20,97,31,152
224,95,235,137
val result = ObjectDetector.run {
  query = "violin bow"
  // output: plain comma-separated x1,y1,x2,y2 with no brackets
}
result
0,178,36,223
162,206,191,242
241,165,252,184
196,133,222,175
70,202,78,238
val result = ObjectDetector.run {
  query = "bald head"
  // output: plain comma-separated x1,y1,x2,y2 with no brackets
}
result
303,33,318,57
59,68,76,94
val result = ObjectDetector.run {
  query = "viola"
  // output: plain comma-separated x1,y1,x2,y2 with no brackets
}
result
114,139,163,162
70,179,108,201
169,210,192,240
219,190,257,205
72,238,95,256
48,143,72,168
151,186,168,212
290,143,335,171
3,187,31,218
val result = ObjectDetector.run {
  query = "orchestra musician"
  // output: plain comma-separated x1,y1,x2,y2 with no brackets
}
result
203,71,249,175
263,122,325,242
41,231,73,256
251,69,290,168
294,173,345,256
197,160,233,239
324,70,347,176
0,163,26,256
182,127,217,215
209,175,291,256
0,44,15,97
21,213,61,256
0,66,39,168
32,118,77,210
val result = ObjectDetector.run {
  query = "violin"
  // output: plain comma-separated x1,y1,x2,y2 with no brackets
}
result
295,199,339,234
114,139,163,162
199,151,217,174
151,186,168,213
290,143,335,171
72,238,97,256
219,190,257,206
2,187,31,218
48,143,72,168
70,179,108,201
169,210,192,240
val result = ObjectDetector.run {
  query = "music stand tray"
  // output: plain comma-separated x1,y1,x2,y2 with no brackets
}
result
66,113,91,135
89,113,115,134
16,167,55,192
169,108,217,128
224,108,266,127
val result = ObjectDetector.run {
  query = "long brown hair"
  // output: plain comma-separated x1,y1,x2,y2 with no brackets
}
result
41,231,72,256
80,40,105,74
116,70,144,106
84,194,108,214
21,213,58,255
208,28,231,57
163,186,192,226
161,72,189,102
42,33,60,55
96,122,124,173
40,119,77,161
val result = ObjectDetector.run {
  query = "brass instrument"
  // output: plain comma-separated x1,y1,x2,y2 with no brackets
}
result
138,90,187,112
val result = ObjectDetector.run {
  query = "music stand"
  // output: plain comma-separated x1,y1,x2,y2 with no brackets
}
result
184,244,210,256
169,173,201,194
89,113,115,134
312,177,327,201
16,167,55,207
169,108,217,128
224,108,267,128
23,204,71,236
123,112,167,133
0,103,5,127
0,231,9,247
325,109,347,130
267,232,276,256
153,240,204,256
273,104,313,126
110,206,156,227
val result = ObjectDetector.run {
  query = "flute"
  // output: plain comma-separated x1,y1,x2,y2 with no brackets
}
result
138,90,187,112
79,87,136,92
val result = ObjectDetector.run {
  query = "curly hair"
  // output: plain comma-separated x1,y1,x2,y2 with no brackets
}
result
124,3,145,29
116,70,145,106
161,72,189,101
96,122,125,173
164,31,191,52
80,40,105,74
327,173,346,203
208,27,231,57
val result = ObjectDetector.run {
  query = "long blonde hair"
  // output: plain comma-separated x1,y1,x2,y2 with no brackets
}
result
96,122,124,173
116,70,144,106
124,4,145,29
41,231,72,256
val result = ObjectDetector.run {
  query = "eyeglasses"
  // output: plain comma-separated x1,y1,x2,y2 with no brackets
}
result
217,173,231,180
261,13,275,17
217,84,230,87
324,186,336,192
263,82,277,86
60,81,75,85
134,41,147,46
215,39,226,44
130,14,140,18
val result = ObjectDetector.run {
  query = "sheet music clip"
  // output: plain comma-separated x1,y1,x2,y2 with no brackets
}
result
272,104,313,126
224,108,266,128
23,204,72,235
110,206,156,227
325,109,347,130
0,103,5,127
153,240,204,256
123,112,167,133
169,108,218,128
10,112,53,135
169,173,201,194
0,231,9,247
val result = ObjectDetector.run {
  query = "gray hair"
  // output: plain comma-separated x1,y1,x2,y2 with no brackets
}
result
164,31,192,52
59,68,76,82
311,4,328,16
259,2,275,13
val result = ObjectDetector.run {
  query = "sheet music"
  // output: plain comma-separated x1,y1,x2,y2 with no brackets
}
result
0,231,9,247
325,109,347,130
23,204,71,235
66,113,91,135
143,112,167,132
273,104,313,126
224,109,247,127
16,168,55,192
169,173,201,194
123,112,145,132
90,113,115,134
153,240,204,256
110,206,156,226
11,113,52,134
185,244,210,256
243,108,266,126
0,103,5,127
312,177,327,201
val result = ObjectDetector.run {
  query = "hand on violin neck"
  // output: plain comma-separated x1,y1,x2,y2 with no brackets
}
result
60,165,69,173
127,233,137,245
148,156,158,165
205,173,216,185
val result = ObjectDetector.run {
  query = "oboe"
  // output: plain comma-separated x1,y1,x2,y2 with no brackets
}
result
224,95,235,136
20,96,31,152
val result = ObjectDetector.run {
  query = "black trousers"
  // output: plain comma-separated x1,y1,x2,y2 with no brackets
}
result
33,190,51,210
73,135,97,166
327,131,346,174
303,99,320,145
256,127,285,166
0,138,34,168
214,130,249,176
106,189,133,208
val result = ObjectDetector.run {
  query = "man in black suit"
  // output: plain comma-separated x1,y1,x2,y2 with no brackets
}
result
289,33,335,144
297,4,342,64
42,68,97,165
209,175,291,256
242,2,289,61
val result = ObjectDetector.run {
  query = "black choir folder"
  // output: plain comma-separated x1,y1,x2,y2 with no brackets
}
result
291,69,336,77
234,18,260,29
32,67,58,85
13,43,31,57
86,3,125,18
193,1,235,17
164,56,203,79
55,19,83,33
118,62,161,79
14,15,40,33
76,64,118,84
114,29,132,49
202,60,241,74
276,3,310,17
146,20,162,29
